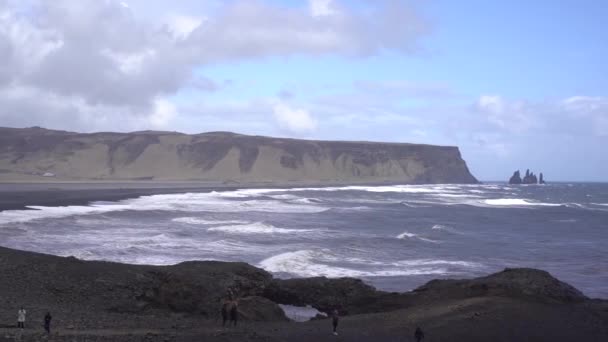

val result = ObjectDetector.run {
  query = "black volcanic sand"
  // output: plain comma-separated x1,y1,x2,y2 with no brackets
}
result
0,182,238,211
0,180,405,211
0,246,606,342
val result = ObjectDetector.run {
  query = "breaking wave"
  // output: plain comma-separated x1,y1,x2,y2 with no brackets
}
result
171,217,249,225
207,222,317,235
258,249,481,278
0,191,328,224
482,198,562,207
396,231,439,243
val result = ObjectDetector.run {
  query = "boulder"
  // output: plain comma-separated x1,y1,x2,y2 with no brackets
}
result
237,296,289,321
264,277,383,315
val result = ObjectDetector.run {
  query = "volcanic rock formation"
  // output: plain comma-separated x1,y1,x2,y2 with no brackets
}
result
509,169,545,184
0,246,607,341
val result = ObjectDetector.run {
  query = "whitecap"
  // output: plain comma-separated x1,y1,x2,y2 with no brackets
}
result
482,198,562,207
258,249,480,278
0,191,328,224
172,217,249,225
207,222,317,235
433,193,482,198
0,203,132,224
397,231,439,243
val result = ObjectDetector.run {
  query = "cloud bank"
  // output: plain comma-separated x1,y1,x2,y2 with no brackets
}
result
0,0,429,132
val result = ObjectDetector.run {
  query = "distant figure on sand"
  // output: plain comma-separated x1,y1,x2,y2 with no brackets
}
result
415,326,425,342
221,298,239,327
229,300,239,327
44,312,52,334
331,309,339,335
17,307,26,329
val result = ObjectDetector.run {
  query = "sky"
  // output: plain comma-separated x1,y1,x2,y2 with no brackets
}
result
0,0,606,181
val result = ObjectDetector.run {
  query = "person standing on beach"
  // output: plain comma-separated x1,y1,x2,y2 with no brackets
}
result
229,300,239,327
17,307,26,329
414,326,425,342
331,309,339,335
44,312,52,334
221,299,231,327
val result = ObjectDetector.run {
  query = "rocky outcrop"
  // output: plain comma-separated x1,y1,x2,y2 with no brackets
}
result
523,169,538,184
509,170,522,184
509,169,545,184
0,246,285,321
264,268,588,316
0,246,605,341
0,127,478,184
412,268,587,304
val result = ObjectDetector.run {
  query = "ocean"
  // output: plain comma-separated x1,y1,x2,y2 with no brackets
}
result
1,183,607,298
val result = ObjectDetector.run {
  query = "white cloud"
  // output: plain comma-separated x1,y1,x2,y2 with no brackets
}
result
309,0,335,17
561,96,608,136
165,14,204,40
474,95,537,133
0,0,430,133
273,101,317,134
149,98,177,128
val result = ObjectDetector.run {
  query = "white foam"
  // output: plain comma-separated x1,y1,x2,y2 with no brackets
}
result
207,222,316,235
0,204,131,224
396,231,416,239
434,193,482,198
0,191,328,224
592,203,608,206
482,198,562,207
396,231,439,243
171,217,249,225
258,249,479,278
431,224,448,230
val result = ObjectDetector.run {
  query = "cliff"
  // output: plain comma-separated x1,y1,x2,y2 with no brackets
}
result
0,127,478,184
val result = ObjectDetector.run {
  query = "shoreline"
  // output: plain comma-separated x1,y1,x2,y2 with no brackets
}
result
0,179,462,211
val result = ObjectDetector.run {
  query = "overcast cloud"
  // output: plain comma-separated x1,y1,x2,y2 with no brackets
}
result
0,0,429,132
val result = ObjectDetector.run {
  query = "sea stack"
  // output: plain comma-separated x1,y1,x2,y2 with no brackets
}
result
509,169,545,184
509,170,523,184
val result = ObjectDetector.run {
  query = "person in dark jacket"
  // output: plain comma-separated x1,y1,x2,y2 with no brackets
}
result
229,300,239,327
415,326,425,342
44,312,52,334
331,309,339,335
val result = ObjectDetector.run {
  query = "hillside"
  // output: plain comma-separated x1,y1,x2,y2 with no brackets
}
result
0,127,477,183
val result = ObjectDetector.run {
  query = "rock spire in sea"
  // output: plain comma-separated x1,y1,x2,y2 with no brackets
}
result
509,169,545,184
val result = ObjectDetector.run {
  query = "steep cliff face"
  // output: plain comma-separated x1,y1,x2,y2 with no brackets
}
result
0,127,478,184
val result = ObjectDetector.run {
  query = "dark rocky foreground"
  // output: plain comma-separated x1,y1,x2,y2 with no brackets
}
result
0,246,606,341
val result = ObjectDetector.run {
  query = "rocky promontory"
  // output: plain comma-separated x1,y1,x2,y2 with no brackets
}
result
0,127,478,184
0,246,606,341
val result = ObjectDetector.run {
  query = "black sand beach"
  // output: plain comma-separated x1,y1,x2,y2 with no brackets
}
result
0,182,237,211
0,245,607,341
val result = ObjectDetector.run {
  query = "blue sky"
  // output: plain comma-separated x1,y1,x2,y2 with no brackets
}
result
0,0,606,181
